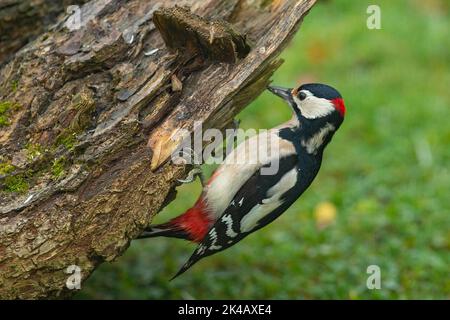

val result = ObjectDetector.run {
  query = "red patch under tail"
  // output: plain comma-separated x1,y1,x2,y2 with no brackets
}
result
170,197,212,243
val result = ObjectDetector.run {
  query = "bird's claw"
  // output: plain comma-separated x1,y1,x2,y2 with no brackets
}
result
178,165,205,187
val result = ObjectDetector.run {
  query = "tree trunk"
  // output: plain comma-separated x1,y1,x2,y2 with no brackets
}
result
0,0,90,66
0,0,316,299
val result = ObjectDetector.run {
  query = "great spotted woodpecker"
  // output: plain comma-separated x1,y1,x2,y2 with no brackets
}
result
138,83,346,279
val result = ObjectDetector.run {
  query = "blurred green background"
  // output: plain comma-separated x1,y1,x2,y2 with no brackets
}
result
77,0,450,299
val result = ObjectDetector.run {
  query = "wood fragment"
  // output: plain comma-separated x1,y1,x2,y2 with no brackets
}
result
171,74,183,92
153,6,251,63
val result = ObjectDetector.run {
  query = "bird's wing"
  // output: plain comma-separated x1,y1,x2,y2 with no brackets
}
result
203,129,297,220
172,154,300,279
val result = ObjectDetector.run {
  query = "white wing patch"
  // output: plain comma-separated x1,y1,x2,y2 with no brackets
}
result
240,168,298,233
204,130,296,220
240,199,282,233
221,214,238,238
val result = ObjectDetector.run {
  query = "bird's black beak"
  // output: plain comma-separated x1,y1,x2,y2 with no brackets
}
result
267,85,294,105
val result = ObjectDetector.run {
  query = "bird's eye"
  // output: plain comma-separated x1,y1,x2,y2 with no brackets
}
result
299,91,307,101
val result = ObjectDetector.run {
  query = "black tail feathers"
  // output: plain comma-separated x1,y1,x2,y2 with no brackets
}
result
137,223,191,241
137,223,196,280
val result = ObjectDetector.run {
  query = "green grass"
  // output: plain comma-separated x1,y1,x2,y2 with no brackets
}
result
77,0,450,299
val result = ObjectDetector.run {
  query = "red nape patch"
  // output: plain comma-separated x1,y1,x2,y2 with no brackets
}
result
332,98,346,117
171,197,212,243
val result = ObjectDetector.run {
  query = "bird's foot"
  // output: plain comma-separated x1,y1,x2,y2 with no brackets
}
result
178,165,205,187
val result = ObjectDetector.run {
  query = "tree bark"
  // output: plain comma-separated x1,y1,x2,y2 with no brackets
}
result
0,0,316,299
0,0,90,66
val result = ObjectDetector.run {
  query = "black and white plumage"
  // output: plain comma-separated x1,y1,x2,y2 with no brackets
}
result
140,83,346,279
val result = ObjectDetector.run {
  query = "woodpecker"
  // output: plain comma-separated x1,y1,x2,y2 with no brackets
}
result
139,83,346,279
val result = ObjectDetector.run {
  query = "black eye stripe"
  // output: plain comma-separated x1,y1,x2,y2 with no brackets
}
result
299,92,307,101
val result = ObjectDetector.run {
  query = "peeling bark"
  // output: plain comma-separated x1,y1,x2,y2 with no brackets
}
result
0,0,316,299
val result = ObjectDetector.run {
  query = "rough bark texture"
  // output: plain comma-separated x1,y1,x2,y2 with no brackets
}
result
0,0,316,299
0,0,90,66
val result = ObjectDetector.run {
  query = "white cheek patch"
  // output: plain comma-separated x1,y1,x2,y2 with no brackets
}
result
293,95,335,119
